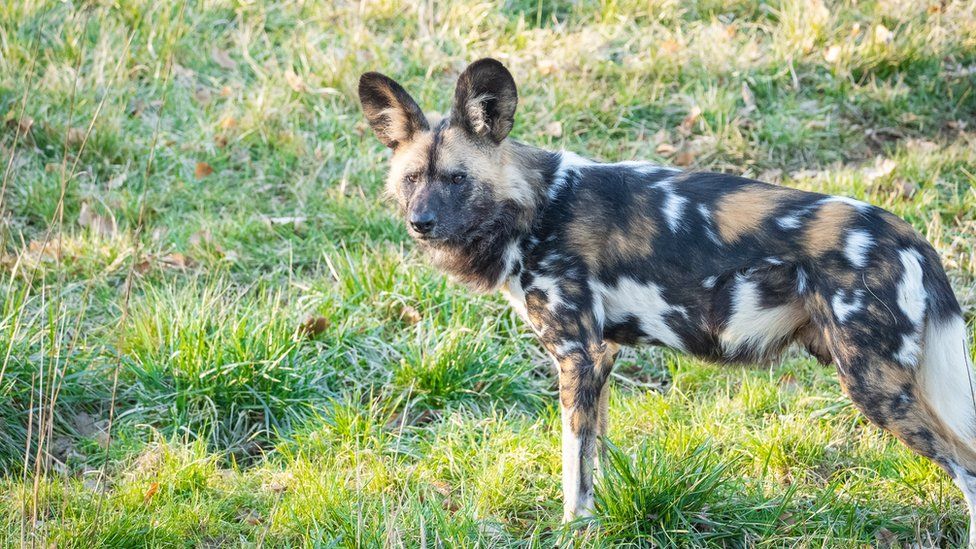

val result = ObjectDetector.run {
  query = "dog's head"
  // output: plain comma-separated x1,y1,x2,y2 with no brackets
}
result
359,59,534,249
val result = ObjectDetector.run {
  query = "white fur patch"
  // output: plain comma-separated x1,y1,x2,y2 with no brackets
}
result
832,289,865,323
796,267,809,294
661,191,688,232
896,248,926,326
593,277,686,351
702,276,717,289
529,274,571,312
549,151,592,200
894,333,922,366
844,229,873,269
822,195,871,211
720,275,807,356
777,214,802,230
501,276,529,322
560,405,591,521
920,315,976,442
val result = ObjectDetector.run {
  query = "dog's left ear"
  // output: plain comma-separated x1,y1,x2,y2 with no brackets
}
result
450,58,518,143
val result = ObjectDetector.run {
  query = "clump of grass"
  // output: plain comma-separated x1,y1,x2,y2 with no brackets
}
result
594,437,775,545
119,279,333,454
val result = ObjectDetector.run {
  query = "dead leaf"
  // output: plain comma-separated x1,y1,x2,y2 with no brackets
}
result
194,87,212,105
134,259,153,275
66,127,86,146
195,161,214,179
658,39,682,54
862,157,897,182
778,373,799,390
6,117,33,134
211,46,237,70
740,81,755,111
536,59,558,76
874,526,898,547
823,45,842,63
159,253,194,269
238,509,262,526
679,106,702,134
543,121,563,138
674,148,696,166
895,179,917,199
78,202,116,238
143,482,159,505
299,316,329,338
655,142,677,156
220,85,234,98
397,304,422,325
220,116,237,130
189,230,212,247
284,69,305,92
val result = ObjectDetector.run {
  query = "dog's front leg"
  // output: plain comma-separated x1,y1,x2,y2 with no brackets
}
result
557,352,605,522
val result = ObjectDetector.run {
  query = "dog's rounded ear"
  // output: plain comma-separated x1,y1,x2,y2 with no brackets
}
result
450,58,517,143
358,72,429,149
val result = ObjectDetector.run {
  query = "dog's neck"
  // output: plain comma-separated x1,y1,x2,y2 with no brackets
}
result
424,141,561,292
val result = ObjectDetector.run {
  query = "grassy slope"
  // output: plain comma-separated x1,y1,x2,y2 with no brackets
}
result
0,0,975,546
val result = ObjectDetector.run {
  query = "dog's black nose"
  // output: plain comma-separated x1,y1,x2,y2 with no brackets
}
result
409,212,436,235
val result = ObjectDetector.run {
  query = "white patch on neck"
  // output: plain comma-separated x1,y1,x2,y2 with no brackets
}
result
549,151,592,200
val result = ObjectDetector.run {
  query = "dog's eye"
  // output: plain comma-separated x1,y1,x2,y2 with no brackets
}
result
452,173,466,184
405,173,419,184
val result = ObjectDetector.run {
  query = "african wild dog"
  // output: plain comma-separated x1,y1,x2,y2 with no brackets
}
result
359,58,976,542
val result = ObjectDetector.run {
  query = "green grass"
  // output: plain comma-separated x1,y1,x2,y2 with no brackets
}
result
1,0,975,546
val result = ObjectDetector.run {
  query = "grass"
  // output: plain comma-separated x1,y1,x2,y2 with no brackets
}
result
1,0,975,546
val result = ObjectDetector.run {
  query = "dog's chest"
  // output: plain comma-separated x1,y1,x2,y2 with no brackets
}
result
500,270,692,351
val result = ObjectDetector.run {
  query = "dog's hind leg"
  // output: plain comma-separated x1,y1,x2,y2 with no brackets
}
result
812,292,976,545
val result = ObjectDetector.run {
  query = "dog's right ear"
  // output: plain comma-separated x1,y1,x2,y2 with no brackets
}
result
358,72,429,149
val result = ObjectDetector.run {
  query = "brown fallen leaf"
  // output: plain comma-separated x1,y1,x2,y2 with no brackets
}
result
220,116,237,130
299,316,329,338
862,157,897,182
211,46,237,69
238,509,262,526
6,117,33,134
655,142,677,156
895,179,917,200
195,161,214,179
134,258,153,275
78,202,116,238
658,38,682,54
397,304,422,325
674,147,696,167
536,59,558,76
194,87,212,105
543,121,563,138
66,127,86,146
143,482,159,505
284,69,306,92
158,253,194,269
679,106,702,134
